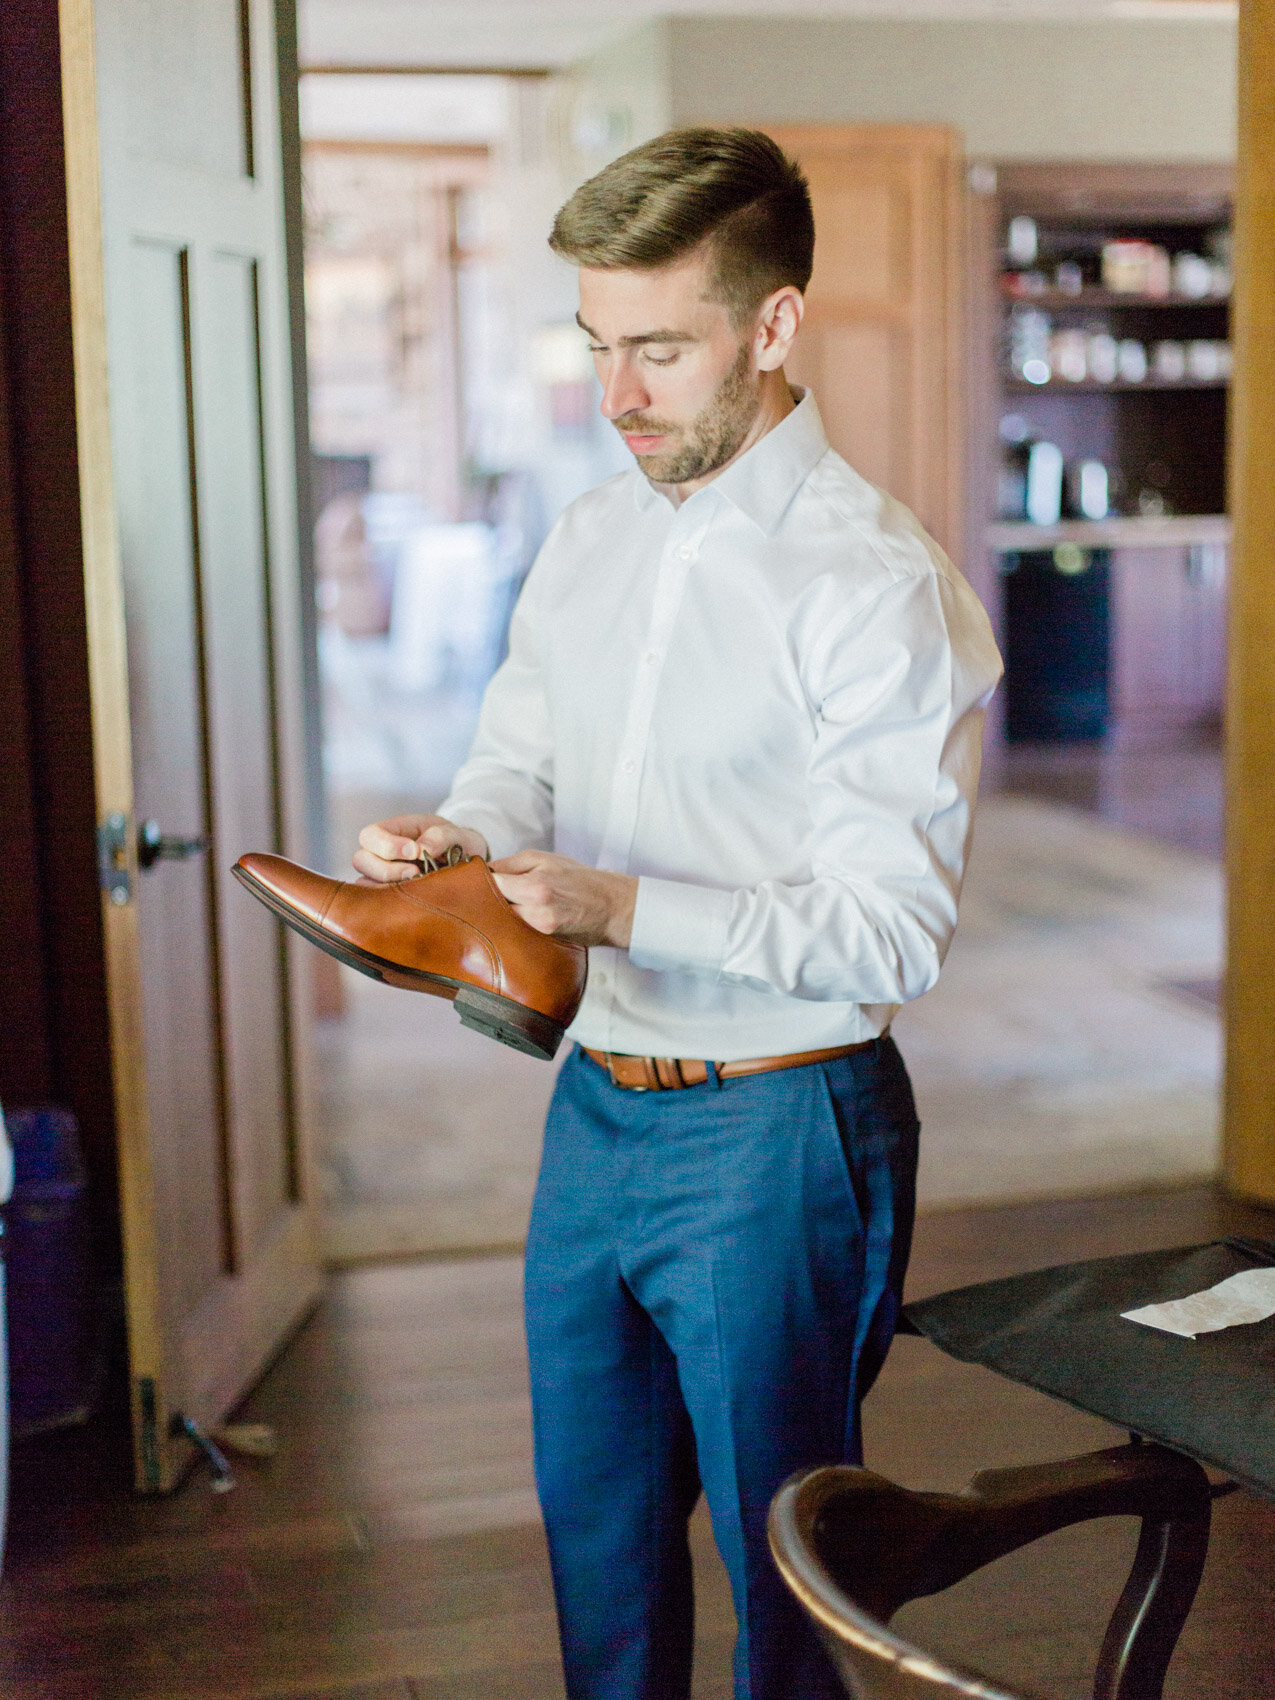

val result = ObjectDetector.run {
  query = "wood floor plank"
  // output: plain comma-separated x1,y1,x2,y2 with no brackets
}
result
5,1187,1275,1699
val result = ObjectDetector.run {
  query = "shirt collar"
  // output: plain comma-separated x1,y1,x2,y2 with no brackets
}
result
630,388,829,533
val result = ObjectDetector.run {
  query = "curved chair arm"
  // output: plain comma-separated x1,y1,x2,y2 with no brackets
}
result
769,1442,1212,1700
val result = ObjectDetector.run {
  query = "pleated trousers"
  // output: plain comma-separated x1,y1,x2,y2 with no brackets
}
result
524,1037,920,1700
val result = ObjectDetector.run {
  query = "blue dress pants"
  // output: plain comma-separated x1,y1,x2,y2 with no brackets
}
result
524,1037,920,1700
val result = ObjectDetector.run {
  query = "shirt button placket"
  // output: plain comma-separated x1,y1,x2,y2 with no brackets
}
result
596,525,702,878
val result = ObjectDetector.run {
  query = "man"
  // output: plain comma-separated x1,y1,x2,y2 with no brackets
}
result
355,128,1002,1700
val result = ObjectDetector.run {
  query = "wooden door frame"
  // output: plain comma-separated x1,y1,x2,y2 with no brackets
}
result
1223,0,1275,1204
56,0,322,1488
58,0,172,1488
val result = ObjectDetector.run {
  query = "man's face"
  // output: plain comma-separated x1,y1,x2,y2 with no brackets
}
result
576,251,761,488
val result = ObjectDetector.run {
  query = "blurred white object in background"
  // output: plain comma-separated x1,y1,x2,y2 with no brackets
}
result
1186,340,1226,382
1007,215,1038,266
1152,340,1188,383
1069,459,1110,521
1025,440,1065,526
1117,339,1148,383
389,523,498,692
1050,327,1089,383
1171,252,1213,299
1087,333,1119,385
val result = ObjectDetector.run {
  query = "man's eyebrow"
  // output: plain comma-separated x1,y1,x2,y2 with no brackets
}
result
575,313,697,347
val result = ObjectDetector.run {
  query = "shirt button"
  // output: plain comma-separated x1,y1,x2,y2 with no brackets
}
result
622,758,637,774
645,650,659,666
676,544,693,560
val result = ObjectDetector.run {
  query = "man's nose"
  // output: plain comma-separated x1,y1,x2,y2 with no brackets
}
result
600,355,650,421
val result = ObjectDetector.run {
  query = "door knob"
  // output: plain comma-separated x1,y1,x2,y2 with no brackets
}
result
137,820,212,870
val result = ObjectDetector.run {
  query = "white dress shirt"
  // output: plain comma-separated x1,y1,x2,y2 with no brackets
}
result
440,390,1002,1060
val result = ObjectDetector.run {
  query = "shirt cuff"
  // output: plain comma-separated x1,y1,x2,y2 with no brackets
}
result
628,877,732,976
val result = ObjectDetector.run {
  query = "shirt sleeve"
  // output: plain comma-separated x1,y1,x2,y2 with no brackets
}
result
436,562,556,860
628,567,1003,1004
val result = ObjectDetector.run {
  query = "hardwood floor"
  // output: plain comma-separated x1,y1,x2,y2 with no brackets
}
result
999,732,1224,858
6,1184,1275,1699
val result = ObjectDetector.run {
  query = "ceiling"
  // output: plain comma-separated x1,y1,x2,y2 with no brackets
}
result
299,0,1236,73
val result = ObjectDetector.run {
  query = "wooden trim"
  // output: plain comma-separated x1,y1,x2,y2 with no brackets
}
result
940,134,966,580
301,139,490,172
988,515,1231,551
0,265,55,1102
995,161,1233,222
1223,0,1275,1201
275,0,326,873
58,0,175,1490
770,121,964,154
300,63,552,78
963,163,1005,777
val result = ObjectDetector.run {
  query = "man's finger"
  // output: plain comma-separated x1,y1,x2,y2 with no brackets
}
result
351,848,420,883
490,851,542,874
489,869,523,900
359,824,422,862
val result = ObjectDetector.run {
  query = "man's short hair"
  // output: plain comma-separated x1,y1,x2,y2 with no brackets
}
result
549,127,814,325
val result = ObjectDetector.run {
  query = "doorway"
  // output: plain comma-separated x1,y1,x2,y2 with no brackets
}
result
298,72,625,1261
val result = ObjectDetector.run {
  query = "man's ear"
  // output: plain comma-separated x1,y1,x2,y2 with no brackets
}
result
754,285,804,372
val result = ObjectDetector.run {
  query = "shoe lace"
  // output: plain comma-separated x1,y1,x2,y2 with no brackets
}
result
414,843,469,876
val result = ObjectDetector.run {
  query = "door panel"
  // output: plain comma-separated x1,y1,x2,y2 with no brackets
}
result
123,238,233,1322
199,251,298,1255
123,0,253,178
807,323,908,497
769,125,964,559
63,0,319,1488
804,179,908,307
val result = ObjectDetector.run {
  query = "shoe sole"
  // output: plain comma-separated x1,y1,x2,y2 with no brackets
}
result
232,864,566,1061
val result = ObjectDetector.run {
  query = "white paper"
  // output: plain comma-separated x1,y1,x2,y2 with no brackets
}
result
1121,1266,1275,1339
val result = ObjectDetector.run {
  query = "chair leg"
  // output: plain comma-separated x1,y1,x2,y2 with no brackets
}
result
1094,1496,1212,1700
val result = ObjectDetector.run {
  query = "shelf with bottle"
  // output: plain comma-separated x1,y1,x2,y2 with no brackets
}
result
1000,285,1231,309
1004,376,1228,394
1005,311,1231,389
986,513,1230,552
995,407,1225,534
1001,216,1231,301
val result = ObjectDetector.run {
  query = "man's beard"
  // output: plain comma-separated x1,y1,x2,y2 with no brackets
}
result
615,342,760,486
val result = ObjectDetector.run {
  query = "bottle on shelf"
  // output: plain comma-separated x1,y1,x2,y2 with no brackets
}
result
1024,441,1065,527
1065,460,1110,522
1117,339,1148,383
1101,240,1172,296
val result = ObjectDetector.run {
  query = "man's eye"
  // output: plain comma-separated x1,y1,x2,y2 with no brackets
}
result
588,345,607,356
644,351,678,366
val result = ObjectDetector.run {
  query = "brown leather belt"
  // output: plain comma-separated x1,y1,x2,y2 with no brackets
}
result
582,1040,877,1091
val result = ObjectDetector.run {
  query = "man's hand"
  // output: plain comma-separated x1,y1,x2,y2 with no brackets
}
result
490,850,637,949
352,813,489,884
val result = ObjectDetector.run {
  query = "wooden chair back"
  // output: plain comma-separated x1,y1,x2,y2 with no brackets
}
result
768,1442,1212,1700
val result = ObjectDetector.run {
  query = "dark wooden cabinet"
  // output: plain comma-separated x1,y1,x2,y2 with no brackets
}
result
1111,540,1228,742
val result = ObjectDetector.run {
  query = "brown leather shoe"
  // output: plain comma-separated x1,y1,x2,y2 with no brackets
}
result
233,851,587,1060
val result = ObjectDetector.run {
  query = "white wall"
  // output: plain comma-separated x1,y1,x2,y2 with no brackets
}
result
558,19,673,170
664,16,1236,161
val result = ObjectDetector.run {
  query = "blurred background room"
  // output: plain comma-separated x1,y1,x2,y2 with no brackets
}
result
297,8,1234,1270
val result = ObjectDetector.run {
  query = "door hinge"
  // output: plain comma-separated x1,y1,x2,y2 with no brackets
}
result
136,1375,163,1491
97,811,132,906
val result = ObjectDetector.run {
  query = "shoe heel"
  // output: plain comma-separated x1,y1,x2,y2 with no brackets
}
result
453,985,566,1061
